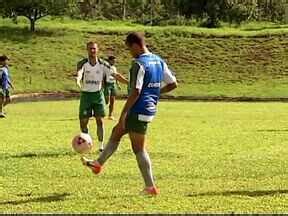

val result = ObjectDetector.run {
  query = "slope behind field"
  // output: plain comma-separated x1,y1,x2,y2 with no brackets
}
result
0,17,287,97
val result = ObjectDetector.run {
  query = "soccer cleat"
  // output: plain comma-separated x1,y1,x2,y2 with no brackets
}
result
0,112,6,118
99,148,104,153
81,157,102,174
141,186,159,196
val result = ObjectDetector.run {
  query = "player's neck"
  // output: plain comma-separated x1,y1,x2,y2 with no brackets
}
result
88,56,98,65
137,47,150,57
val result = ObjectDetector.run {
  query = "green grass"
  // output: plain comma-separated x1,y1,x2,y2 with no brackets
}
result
0,17,287,97
1,100,288,213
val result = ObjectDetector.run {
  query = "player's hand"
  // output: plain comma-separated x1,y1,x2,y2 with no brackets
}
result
76,79,82,88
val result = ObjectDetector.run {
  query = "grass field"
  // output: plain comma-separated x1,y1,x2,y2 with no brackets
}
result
0,17,287,97
1,100,288,213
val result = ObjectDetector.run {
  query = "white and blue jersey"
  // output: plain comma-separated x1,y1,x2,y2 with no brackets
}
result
128,52,176,122
0,66,10,90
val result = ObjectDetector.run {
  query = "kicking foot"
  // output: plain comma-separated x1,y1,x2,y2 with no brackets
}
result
81,156,102,174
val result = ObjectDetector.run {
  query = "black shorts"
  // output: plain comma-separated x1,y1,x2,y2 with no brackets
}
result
125,113,149,135
0,89,9,98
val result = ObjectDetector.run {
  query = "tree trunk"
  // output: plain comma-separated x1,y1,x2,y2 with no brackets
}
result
150,0,154,25
122,0,126,20
30,18,36,32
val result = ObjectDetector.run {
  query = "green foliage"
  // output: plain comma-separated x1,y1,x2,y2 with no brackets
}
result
0,0,75,31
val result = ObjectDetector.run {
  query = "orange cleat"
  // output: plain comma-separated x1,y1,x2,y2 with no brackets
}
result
141,186,159,196
81,157,102,174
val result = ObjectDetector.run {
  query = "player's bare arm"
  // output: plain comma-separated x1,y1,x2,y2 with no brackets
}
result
76,68,83,88
160,82,177,94
113,73,128,85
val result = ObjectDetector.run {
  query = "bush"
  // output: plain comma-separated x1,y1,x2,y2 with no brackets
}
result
227,4,251,25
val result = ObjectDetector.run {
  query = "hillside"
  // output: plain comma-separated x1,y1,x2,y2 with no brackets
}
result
0,17,287,97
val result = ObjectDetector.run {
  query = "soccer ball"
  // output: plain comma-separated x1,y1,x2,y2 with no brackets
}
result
72,133,93,154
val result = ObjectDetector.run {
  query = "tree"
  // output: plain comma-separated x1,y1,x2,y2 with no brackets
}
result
0,0,74,32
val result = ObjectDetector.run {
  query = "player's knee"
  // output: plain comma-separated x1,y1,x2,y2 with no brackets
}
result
131,143,145,155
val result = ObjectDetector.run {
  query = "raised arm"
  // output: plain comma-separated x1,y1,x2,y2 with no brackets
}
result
110,66,128,85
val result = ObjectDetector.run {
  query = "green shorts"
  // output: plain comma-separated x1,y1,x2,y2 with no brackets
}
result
104,82,117,98
0,89,9,98
79,91,105,119
125,113,149,135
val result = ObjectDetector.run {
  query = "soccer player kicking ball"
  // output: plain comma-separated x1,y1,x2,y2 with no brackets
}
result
0,55,14,118
77,42,128,152
82,32,177,195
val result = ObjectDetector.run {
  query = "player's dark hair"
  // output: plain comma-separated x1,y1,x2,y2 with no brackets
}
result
0,55,9,62
108,55,116,61
125,32,145,47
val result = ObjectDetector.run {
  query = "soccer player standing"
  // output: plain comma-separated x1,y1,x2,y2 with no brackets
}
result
104,55,128,120
0,55,14,118
82,33,177,195
76,42,128,152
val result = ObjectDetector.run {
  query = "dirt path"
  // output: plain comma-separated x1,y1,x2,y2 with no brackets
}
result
10,92,288,103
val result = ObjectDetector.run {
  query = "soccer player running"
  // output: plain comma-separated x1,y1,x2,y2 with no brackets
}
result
0,55,14,118
104,55,128,120
76,42,128,152
82,32,177,195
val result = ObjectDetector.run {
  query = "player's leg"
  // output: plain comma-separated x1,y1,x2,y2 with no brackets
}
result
108,95,115,119
92,95,106,151
98,123,126,164
80,118,89,133
81,120,127,174
126,113,158,194
79,92,92,133
108,84,117,120
129,131,158,194
0,93,5,117
4,94,11,107
95,116,104,151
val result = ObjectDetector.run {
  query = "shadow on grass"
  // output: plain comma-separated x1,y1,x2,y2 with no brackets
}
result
0,25,66,42
0,151,75,159
256,129,288,132
187,189,288,197
0,193,70,205
50,118,78,122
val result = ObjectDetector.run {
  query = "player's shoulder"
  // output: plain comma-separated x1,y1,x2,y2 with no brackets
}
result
131,59,141,68
77,58,88,69
0,66,8,74
151,53,165,63
98,58,111,69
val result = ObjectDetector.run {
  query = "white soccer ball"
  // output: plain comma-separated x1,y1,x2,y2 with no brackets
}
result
72,133,93,154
